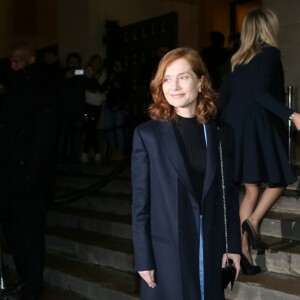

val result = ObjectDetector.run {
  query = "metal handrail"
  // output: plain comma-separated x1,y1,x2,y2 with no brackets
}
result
52,159,128,206
287,85,294,165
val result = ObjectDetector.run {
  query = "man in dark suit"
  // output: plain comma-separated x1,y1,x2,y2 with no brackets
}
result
0,42,57,300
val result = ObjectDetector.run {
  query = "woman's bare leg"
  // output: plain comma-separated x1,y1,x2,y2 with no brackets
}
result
240,184,261,224
248,186,285,231
240,184,260,260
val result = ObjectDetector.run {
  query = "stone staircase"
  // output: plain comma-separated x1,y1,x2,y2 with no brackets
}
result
225,183,300,300
2,161,300,299
44,162,139,300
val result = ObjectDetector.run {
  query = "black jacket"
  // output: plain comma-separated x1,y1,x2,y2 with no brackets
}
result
0,63,57,201
59,69,99,119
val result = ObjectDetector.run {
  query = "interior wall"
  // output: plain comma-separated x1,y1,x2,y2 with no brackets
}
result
12,0,37,36
58,0,92,66
58,0,202,65
0,0,58,59
0,0,228,63
0,0,11,57
212,0,230,47
36,0,58,44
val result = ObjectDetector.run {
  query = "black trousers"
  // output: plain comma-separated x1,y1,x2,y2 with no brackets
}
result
83,104,102,153
1,187,47,294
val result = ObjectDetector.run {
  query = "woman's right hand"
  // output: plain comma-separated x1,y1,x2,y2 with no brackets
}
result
138,270,157,288
85,66,94,78
292,112,300,131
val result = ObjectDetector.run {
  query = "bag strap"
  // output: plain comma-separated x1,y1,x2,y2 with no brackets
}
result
219,140,229,265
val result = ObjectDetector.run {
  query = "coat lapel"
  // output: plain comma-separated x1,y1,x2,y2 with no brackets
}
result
157,121,196,197
202,122,218,200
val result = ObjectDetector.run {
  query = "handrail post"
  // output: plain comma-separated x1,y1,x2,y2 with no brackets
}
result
287,85,294,165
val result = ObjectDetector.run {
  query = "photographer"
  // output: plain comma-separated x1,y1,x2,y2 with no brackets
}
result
56,52,97,173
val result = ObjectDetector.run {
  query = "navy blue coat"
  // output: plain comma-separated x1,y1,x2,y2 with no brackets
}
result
218,46,296,185
131,120,241,300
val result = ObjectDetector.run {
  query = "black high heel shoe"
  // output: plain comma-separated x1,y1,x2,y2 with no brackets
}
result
240,253,261,275
242,219,267,254
242,219,259,249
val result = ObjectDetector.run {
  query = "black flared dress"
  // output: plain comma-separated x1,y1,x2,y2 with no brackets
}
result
218,45,297,186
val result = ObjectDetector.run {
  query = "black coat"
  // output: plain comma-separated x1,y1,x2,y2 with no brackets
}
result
0,63,57,202
131,120,241,300
59,69,99,120
218,46,296,185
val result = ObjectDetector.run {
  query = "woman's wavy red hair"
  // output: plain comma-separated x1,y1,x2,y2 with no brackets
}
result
148,47,217,123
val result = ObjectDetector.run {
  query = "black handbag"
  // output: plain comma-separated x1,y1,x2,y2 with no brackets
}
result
219,141,237,291
222,259,236,290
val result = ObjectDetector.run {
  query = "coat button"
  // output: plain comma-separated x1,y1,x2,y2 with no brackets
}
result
20,160,24,165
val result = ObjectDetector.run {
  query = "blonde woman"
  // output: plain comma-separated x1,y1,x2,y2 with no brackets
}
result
218,8,300,275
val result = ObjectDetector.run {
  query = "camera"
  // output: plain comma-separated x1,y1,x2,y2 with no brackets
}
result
74,69,84,75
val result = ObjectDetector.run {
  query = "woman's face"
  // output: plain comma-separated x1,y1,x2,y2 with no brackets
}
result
91,57,102,72
162,58,202,117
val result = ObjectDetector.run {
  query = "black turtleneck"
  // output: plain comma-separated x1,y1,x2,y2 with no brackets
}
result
174,115,206,205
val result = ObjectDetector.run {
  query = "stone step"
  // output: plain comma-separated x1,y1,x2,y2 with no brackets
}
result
95,178,132,195
39,286,92,300
47,205,132,240
250,236,300,277
260,211,300,241
46,223,300,279
49,201,299,243
272,190,300,214
46,205,300,278
56,174,106,190
60,192,132,216
54,194,300,233
225,271,300,300
56,166,300,215
57,187,300,217
55,177,132,203
57,176,131,197
47,209,300,275
57,163,130,178
5,283,91,300
57,179,300,216
3,252,139,300
46,226,134,272
4,249,299,300
46,216,300,278
55,163,131,197
80,164,131,179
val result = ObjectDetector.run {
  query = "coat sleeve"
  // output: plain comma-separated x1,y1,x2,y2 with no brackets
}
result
131,126,156,271
221,123,241,254
254,47,293,120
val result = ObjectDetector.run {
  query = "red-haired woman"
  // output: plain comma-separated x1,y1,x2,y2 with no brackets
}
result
131,47,241,300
